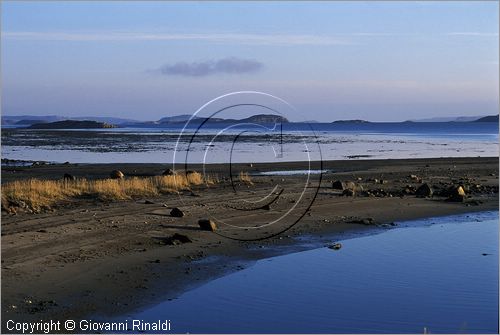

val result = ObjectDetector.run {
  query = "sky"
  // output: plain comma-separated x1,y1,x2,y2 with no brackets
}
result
2,1,499,122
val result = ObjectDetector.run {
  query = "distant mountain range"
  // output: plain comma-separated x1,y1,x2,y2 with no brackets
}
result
28,120,116,129
474,115,499,123
1,115,140,126
2,114,498,129
408,115,492,122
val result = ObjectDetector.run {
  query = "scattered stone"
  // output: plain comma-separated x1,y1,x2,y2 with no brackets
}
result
403,185,416,195
345,181,359,190
63,173,76,181
447,185,466,202
364,188,388,197
328,243,342,250
332,180,345,190
379,179,388,184
349,217,375,225
167,233,192,245
342,189,355,197
340,181,363,196
361,218,374,225
110,170,125,179
170,207,184,217
198,219,217,231
415,183,433,197
162,168,176,176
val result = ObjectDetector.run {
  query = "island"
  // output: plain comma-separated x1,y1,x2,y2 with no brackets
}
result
28,120,117,129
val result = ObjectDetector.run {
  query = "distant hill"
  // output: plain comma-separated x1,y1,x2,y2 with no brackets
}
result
240,114,289,123
474,115,499,123
409,115,487,122
158,114,201,123
157,114,289,125
71,116,139,124
2,115,139,126
28,120,117,129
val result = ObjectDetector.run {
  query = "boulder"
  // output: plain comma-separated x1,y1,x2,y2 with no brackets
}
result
110,170,124,179
349,217,375,225
415,183,433,197
332,180,346,190
361,218,374,225
170,207,184,217
166,233,192,245
342,189,355,197
198,219,217,232
328,243,342,250
448,185,466,202
348,182,363,192
162,168,176,176
403,185,416,195
345,181,356,190
63,173,76,181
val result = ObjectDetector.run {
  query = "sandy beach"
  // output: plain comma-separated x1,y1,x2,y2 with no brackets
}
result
1,157,498,328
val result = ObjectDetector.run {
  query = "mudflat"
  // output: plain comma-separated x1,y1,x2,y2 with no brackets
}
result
1,157,498,326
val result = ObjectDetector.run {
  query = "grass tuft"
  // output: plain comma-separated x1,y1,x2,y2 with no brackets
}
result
2,171,208,212
238,171,253,185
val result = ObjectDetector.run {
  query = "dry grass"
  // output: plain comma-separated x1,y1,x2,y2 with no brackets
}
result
2,171,209,212
238,171,253,185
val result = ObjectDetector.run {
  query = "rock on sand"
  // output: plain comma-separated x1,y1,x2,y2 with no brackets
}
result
415,183,433,197
198,219,217,231
110,170,125,179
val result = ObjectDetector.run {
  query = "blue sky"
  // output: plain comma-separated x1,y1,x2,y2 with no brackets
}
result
2,1,498,121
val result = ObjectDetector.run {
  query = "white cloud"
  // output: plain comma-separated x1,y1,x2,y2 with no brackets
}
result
445,32,499,37
2,31,352,46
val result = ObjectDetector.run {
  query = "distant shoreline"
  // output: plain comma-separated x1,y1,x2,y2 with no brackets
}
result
2,114,499,128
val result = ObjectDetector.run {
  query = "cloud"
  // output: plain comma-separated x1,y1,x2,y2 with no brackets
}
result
445,32,499,37
3,31,351,46
157,57,264,76
5,30,497,46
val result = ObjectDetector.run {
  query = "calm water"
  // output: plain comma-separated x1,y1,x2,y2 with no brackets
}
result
121,211,498,333
2,122,498,163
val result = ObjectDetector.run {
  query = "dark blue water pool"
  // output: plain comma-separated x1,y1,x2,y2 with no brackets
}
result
122,211,498,333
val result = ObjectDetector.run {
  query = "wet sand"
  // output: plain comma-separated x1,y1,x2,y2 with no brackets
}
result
1,157,498,327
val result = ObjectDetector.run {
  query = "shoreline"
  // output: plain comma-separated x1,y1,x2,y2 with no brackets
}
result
1,157,498,328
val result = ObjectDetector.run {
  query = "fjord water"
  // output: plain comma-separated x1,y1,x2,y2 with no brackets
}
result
126,211,498,333
2,122,498,163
